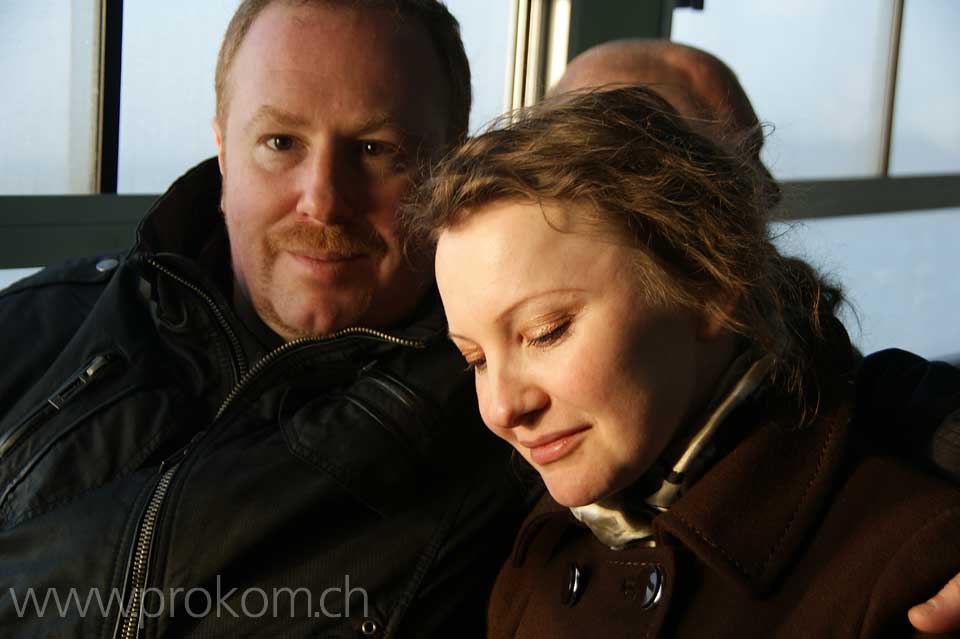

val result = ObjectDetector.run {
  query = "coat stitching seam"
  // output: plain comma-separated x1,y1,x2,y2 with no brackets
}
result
669,412,841,580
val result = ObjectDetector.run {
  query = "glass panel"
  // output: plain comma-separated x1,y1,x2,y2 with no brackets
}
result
889,0,960,176
445,0,512,132
772,207,960,359
117,0,237,194
671,1,893,180
0,268,43,292
0,1,99,194
117,0,513,194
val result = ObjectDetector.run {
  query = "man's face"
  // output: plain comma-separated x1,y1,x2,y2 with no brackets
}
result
214,2,449,340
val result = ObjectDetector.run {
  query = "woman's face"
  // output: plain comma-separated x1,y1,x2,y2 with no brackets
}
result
435,200,718,507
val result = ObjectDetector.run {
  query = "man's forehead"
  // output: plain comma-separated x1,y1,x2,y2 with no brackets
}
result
226,1,449,145
237,2,436,74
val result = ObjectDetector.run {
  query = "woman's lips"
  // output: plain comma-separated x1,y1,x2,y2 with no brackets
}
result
519,426,591,465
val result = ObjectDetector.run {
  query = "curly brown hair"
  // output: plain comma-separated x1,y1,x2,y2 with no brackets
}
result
404,86,846,414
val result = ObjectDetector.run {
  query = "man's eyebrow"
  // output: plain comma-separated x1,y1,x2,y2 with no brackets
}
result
354,113,401,134
355,114,426,147
245,105,311,131
245,107,427,147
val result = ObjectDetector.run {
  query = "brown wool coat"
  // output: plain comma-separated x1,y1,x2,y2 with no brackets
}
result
487,368,960,638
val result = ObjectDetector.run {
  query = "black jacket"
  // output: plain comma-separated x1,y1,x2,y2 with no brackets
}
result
0,159,533,638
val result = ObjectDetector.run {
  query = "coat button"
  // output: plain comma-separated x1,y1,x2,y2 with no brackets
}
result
561,562,584,607
622,564,664,609
96,258,119,273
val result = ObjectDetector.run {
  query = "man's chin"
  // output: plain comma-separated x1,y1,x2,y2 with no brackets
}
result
265,297,372,341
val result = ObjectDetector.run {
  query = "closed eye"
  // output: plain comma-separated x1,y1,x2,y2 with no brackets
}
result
527,319,571,348
465,360,487,373
454,345,487,373
463,355,487,373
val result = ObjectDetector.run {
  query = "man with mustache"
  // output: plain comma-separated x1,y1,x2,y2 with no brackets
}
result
551,38,960,635
2,6,955,635
0,1,529,635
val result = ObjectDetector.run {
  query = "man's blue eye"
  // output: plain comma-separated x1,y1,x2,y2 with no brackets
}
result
266,136,294,151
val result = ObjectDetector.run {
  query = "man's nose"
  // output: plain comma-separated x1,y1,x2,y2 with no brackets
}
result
296,145,353,223
478,363,549,432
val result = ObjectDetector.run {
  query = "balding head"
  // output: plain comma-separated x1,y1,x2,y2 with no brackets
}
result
550,39,779,205
551,39,760,149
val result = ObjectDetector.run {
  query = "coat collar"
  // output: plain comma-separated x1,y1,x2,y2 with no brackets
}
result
654,383,855,596
133,157,224,259
570,352,776,549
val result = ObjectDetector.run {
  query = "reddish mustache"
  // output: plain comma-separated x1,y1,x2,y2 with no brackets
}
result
268,224,387,259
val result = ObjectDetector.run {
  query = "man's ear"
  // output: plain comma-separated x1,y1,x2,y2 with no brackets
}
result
212,119,226,176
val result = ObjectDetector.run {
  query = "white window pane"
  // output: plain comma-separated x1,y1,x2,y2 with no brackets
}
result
117,0,237,194
0,268,43,291
0,1,99,194
772,207,960,359
117,1,513,194
671,1,893,180
889,0,960,176
444,0,512,132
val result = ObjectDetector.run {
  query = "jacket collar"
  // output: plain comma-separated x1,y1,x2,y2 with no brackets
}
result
654,377,855,596
133,157,224,259
570,352,776,549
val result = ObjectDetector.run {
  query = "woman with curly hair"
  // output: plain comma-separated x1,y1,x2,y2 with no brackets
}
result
404,86,960,637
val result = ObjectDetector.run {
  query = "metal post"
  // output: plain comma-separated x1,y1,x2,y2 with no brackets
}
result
879,0,905,177
97,0,124,193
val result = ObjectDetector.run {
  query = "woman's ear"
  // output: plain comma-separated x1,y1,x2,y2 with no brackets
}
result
697,312,727,341
696,300,736,341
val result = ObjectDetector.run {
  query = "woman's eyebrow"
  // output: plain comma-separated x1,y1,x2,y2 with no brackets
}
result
492,288,586,324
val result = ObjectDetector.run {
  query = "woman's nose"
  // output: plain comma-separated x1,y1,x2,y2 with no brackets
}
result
478,363,549,431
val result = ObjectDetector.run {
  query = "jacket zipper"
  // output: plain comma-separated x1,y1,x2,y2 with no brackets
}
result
0,354,115,460
116,260,250,639
117,433,202,639
117,262,424,636
215,328,426,421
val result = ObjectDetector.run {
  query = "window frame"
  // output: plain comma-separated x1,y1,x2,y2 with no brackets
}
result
0,0,957,270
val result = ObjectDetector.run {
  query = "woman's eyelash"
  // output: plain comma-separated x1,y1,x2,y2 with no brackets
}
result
455,319,571,373
527,319,571,347
464,357,486,373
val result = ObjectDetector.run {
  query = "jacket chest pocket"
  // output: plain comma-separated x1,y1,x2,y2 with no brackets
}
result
280,370,441,518
0,352,181,529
